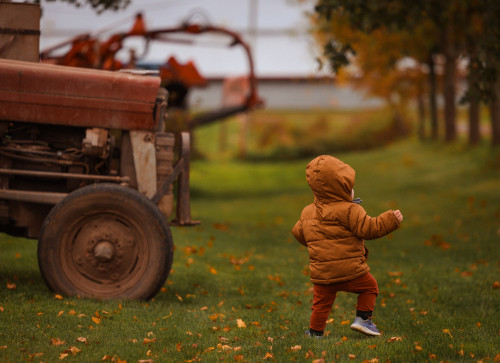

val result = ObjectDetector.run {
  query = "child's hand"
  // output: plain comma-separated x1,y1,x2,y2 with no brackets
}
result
393,210,403,223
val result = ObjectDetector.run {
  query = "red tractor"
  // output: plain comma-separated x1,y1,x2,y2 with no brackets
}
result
0,3,259,299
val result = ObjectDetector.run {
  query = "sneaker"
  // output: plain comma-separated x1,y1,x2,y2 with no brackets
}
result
350,317,381,336
305,329,323,339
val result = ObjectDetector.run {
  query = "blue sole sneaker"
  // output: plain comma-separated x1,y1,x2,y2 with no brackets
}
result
350,317,381,336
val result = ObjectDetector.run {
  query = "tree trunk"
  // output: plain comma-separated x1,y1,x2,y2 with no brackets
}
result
443,25,457,142
491,77,500,146
417,88,426,140
469,99,480,145
428,54,439,140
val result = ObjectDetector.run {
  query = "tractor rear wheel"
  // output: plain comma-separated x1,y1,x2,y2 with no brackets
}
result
37,183,173,299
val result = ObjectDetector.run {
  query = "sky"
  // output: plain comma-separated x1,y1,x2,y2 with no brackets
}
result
38,0,323,77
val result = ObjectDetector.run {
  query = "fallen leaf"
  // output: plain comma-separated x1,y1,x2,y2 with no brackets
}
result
313,359,325,363
63,346,81,356
54,294,64,300
387,337,403,342
0,306,4,312
51,338,66,346
443,329,452,338
415,345,423,351
290,345,301,352
0,346,7,350
28,352,43,360
102,355,113,361
6,283,16,290
340,320,350,326
262,352,274,360
348,354,356,359
76,337,88,344
236,319,246,328
209,267,218,275
57,311,64,317
59,353,69,360
143,338,157,345
493,281,500,289
176,342,182,352
341,336,348,342
92,316,101,324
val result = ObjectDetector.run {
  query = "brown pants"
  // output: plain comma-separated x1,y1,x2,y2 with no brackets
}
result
310,272,379,331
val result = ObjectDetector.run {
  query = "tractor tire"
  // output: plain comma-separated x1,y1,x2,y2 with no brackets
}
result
37,183,173,300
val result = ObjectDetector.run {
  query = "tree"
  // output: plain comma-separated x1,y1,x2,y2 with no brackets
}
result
313,0,448,140
38,0,130,13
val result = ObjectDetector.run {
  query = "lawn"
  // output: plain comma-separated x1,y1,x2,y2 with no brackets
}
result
0,112,499,362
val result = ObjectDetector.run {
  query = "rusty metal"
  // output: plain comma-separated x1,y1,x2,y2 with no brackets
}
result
0,168,130,184
39,15,263,127
0,59,162,131
0,189,67,204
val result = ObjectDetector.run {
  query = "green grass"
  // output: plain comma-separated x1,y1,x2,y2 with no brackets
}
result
1,116,500,361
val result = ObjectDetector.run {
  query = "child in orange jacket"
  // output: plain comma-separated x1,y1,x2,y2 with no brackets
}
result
292,155,403,337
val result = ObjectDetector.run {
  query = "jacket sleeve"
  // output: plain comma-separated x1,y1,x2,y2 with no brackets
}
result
347,204,400,240
292,220,307,246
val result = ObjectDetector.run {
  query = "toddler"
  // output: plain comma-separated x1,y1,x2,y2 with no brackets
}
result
292,155,403,337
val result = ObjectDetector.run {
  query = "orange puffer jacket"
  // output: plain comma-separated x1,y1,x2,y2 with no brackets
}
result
292,155,400,285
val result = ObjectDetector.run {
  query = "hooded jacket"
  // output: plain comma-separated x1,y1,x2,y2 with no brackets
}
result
292,155,400,285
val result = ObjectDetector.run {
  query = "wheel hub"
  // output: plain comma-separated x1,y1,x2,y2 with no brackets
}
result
94,241,115,262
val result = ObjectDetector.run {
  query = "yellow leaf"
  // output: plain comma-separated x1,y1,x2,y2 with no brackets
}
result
57,311,64,317
92,316,101,324
54,294,64,300
341,336,348,341
209,267,218,275
443,329,452,338
59,353,69,360
340,320,350,325
415,345,423,351
236,319,246,328
102,355,113,361
68,310,77,316
290,345,302,352
263,352,274,360
348,354,356,359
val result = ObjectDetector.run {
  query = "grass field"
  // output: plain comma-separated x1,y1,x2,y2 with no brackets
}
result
1,111,499,362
